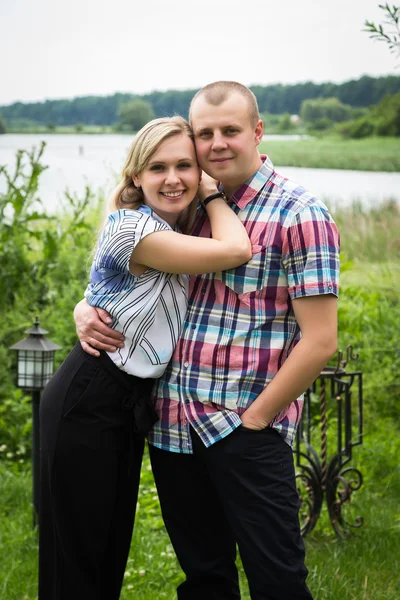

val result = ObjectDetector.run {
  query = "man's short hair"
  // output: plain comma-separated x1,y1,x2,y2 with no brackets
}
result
189,81,260,126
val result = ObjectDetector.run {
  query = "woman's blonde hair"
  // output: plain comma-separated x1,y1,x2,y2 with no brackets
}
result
109,116,198,233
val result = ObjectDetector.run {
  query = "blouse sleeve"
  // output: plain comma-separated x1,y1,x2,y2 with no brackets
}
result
93,209,170,274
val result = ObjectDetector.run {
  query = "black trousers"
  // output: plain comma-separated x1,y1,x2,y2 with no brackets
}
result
150,426,313,600
39,344,153,600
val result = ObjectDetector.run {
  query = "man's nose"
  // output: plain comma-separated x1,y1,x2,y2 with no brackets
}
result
211,134,228,151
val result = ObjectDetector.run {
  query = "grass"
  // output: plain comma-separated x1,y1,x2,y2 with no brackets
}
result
1,418,399,599
0,197,399,598
259,136,400,172
330,200,400,263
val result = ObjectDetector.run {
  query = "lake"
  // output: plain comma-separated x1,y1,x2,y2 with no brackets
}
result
1,134,399,214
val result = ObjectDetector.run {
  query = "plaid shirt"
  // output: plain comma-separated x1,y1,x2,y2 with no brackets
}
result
148,156,340,454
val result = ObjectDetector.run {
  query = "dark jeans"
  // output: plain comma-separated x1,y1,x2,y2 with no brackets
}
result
150,426,313,600
39,344,151,600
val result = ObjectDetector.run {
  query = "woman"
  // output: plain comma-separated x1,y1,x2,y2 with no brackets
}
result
39,116,251,600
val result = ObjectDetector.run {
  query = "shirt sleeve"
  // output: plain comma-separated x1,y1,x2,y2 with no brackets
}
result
281,204,340,299
94,209,170,274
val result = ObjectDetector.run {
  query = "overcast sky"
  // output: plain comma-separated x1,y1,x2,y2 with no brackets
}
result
1,0,397,106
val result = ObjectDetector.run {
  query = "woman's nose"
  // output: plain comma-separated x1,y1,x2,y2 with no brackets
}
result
165,169,181,185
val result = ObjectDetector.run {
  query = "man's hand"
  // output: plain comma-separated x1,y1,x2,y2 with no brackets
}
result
240,412,271,431
240,295,338,431
74,299,125,357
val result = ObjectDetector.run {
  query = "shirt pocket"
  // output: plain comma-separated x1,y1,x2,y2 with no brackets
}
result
216,244,267,297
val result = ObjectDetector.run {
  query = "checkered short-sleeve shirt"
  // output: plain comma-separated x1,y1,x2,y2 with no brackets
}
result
148,156,340,453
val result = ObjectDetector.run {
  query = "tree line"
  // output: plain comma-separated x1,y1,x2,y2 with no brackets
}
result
1,75,400,129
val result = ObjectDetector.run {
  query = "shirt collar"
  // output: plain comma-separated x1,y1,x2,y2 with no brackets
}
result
222,155,274,209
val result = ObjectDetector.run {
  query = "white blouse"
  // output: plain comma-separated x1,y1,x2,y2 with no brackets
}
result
85,206,189,378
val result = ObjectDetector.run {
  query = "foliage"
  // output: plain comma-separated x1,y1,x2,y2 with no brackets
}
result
275,113,295,133
0,114,6,134
300,97,353,131
337,92,400,138
0,149,399,598
118,99,155,131
2,76,400,128
364,3,400,61
0,143,50,308
0,145,102,465
1,421,400,599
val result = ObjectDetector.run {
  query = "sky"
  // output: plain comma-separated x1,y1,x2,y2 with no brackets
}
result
0,0,398,106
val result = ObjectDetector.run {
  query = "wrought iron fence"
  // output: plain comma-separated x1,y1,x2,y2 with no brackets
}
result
295,345,364,538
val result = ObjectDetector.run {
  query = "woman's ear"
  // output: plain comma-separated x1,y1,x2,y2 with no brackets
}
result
132,174,140,188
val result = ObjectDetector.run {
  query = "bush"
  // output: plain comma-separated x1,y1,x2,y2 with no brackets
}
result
337,92,400,138
0,114,6,134
336,117,375,138
0,144,103,467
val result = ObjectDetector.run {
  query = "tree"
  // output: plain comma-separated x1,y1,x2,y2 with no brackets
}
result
118,100,154,131
276,113,294,133
364,4,400,62
0,114,6,134
300,97,352,129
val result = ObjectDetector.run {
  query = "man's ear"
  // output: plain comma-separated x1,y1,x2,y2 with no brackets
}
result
254,119,264,146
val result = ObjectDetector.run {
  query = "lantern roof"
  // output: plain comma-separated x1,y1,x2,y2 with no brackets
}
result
9,317,62,352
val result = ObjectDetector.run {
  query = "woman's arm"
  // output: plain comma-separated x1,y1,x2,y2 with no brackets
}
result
130,175,252,275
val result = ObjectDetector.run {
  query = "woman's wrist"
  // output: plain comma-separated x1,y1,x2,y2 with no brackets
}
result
201,191,227,207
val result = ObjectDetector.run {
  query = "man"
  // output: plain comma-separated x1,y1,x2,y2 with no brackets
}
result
75,81,339,599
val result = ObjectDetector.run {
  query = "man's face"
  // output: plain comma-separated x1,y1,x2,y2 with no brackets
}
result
191,93,263,195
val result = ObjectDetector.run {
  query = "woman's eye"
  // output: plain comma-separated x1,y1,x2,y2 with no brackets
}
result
150,165,163,171
179,163,192,169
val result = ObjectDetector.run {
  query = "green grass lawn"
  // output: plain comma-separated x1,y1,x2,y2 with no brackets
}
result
259,136,400,172
1,418,399,600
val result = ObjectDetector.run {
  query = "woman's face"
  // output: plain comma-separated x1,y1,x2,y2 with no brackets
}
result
133,134,200,227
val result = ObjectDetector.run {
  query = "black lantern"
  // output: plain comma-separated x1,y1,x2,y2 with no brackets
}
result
9,317,61,390
10,317,61,526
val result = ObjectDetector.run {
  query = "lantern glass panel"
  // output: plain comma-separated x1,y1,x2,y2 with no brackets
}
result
17,350,55,389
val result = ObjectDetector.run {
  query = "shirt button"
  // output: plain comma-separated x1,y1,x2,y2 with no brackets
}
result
192,325,196,330
201,287,206,294
184,361,189,368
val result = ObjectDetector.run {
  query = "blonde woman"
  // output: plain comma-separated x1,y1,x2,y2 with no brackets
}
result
39,116,251,600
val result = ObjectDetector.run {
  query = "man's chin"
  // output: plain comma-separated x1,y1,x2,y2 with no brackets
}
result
203,163,232,181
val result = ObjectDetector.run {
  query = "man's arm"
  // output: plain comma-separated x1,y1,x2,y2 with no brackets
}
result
74,299,125,357
241,294,338,430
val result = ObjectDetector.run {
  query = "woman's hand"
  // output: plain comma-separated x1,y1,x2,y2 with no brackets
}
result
198,171,220,202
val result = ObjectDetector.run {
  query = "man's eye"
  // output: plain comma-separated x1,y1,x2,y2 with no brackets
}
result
226,128,238,134
199,132,212,138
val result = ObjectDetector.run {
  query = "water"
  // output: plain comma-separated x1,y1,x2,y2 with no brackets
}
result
1,134,399,214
